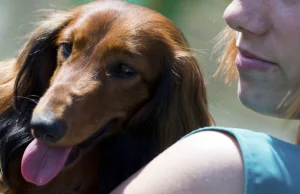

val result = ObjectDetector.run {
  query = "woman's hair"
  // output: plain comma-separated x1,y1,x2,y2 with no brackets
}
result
213,27,238,83
213,27,300,118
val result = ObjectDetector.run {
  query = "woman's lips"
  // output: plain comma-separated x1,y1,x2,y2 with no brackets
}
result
236,49,278,72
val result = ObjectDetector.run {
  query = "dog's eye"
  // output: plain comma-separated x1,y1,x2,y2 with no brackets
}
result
110,63,136,78
60,43,72,58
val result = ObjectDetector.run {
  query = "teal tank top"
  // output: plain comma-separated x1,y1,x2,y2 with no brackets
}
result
181,127,300,194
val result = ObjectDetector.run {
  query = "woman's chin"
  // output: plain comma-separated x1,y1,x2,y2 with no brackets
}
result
238,87,284,118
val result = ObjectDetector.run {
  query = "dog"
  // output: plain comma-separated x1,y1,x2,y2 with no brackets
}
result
0,0,214,193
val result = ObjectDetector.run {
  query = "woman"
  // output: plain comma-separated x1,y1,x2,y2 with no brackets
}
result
111,0,300,194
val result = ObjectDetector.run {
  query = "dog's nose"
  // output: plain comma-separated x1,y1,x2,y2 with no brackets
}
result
30,114,67,144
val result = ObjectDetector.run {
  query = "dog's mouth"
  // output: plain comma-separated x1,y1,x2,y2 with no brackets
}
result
21,120,115,187
78,120,114,148
65,120,115,165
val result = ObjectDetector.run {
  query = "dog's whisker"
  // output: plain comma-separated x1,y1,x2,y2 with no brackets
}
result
15,96,38,104
28,95,41,98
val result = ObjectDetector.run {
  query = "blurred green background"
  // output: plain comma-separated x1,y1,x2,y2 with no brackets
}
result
0,0,297,142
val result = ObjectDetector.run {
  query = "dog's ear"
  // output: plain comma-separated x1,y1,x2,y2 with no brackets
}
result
125,24,215,151
128,50,214,152
157,53,214,150
14,11,73,112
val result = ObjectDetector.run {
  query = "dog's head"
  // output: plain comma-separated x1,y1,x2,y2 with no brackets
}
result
1,0,213,188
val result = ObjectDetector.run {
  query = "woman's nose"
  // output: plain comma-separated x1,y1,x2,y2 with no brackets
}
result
223,0,271,36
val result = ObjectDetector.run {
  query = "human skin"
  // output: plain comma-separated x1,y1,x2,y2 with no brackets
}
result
223,0,300,119
110,131,244,194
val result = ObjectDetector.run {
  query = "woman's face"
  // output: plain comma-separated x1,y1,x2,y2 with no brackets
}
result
223,0,300,118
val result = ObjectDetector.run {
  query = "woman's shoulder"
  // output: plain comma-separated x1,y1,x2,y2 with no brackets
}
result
112,126,300,194
111,129,244,194
184,126,300,194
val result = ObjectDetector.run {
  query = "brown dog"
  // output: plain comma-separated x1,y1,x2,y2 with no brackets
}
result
0,0,213,193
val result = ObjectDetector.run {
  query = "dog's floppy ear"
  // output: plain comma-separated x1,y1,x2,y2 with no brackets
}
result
128,49,214,152
157,52,214,150
14,11,73,112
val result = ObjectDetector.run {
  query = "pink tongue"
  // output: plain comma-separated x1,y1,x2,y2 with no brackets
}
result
21,139,72,186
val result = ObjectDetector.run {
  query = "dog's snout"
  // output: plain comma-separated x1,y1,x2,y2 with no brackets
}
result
30,114,67,144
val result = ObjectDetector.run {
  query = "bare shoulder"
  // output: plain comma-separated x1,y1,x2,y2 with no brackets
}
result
111,130,244,194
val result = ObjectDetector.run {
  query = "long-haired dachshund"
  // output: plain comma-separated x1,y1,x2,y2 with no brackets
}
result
0,0,214,193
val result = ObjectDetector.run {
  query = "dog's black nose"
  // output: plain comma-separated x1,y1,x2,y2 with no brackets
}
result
30,114,67,144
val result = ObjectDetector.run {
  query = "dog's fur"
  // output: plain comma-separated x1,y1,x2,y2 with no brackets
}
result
0,1,214,193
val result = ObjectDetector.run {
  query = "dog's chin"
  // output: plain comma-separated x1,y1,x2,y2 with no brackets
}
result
65,120,115,168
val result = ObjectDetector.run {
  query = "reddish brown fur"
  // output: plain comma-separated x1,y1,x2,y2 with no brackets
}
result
0,0,214,193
